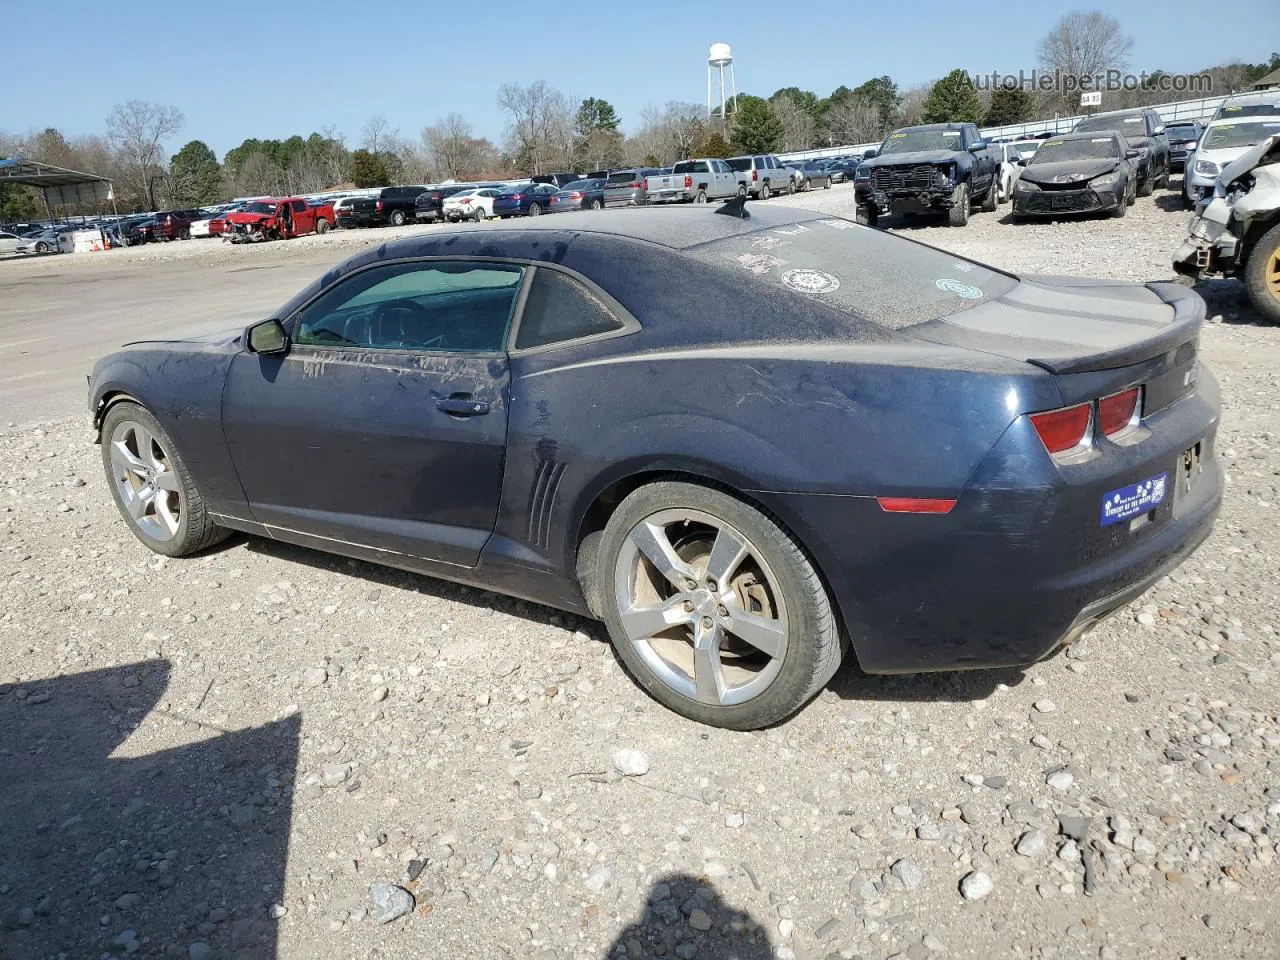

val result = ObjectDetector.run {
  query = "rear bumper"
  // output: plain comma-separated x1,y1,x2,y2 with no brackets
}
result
764,372,1223,674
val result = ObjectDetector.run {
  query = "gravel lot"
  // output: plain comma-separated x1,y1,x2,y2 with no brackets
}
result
1,179,1278,960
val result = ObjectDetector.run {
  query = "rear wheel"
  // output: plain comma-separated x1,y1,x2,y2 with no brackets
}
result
316,218,330,234
597,481,842,730
590,198,603,210
179,227,191,240
100,402,228,557
980,177,998,212
473,206,486,222
759,182,771,200
823,178,831,189
390,209,406,226
1243,222,1280,324
35,241,49,253
948,183,970,227
693,189,707,203
737,183,748,199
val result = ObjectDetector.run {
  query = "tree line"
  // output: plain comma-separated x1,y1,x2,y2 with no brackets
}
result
2,9,1276,220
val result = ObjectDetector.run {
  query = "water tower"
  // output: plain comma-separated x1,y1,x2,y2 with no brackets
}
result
707,42,737,131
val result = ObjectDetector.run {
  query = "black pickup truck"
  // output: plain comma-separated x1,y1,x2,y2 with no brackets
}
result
853,122,1001,227
334,185,429,228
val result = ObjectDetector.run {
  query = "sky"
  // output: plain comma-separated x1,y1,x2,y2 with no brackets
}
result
4,0,1278,158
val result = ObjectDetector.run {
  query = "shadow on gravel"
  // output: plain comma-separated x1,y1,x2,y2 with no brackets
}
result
827,658,1021,704
0,662,299,959
1154,193,1191,213
1193,278,1274,327
604,872,772,960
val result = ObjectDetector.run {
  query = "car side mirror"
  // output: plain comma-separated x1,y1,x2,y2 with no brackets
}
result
969,141,988,152
863,148,878,159
1125,149,1140,159
1153,126,1165,135
246,318,289,355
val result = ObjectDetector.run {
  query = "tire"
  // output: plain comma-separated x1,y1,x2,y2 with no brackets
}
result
315,218,330,234
179,227,191,240
596,481,842,730
1111,196,1127,218
737,184,748,199
1156,159,1170,189
390,209,407,227
473,207,486,222
948,183,970,227
693,189,707,203
823,178,831,190
980,177,998,213
528,202,542,217
1243,222,1280,324
786,178,795,195
35,241,48,253
854,204,878,227
759,182,771,200
1137,172,1153,197
590,198,603,210
100,401,229,558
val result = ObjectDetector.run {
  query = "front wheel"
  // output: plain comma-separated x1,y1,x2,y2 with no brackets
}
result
1137,173,1153,197
597,481,842,730
854,204,878,227
1243,222,1280,324
948,184,971,226
100,402,228,557
1111,196,1127,218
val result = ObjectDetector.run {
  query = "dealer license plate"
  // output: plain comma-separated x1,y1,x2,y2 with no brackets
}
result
1100,472,1168,526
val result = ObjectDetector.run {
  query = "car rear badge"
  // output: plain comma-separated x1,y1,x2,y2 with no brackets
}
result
936,278,984,299
781,269,840,294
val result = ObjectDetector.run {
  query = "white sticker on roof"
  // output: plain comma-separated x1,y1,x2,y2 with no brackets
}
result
749,235,788,250
735,253,787,275
819,219,855,230
935,278,984,300
781,269,840,295
772,224,810,236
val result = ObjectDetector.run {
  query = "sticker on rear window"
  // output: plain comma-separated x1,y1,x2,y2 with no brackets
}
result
1101,473,1167,526
781,269,840,294
749,235,789,250
819,219,855,230
735,253,787,275
935,278,984,299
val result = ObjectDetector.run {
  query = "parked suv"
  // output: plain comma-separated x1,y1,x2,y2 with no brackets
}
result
1072,108,1170,196
604,167,667,206
153,209,205,241
531,172,581,188
725,155,793,199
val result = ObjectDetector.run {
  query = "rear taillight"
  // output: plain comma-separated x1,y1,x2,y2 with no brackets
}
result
375,200,383,211
684,175,693,188
1030,403,1092,456
460,198,471,204
570,192,582,199
752,169,758,181
630,181,641,188
1098,387,1141,437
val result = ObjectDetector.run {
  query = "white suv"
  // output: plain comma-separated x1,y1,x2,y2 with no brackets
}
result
725,155,794,199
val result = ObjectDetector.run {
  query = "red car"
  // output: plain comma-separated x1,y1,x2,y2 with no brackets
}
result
224,197,334,242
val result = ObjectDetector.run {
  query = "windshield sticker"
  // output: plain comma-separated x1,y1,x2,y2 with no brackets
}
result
935,278,984,300
943,131,960,137
748,235,789,250
1091,138,1112,143
735,253,787,275
891,133,906,138
1122,117,1141,123
819,219,856,230
1045,140,1064,147
781,269,840,295
771,224,810,236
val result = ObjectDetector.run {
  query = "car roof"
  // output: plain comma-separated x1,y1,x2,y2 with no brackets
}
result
897,123,970,132
1047,131,1122,142
1078,108,1145,120
376,204,821,253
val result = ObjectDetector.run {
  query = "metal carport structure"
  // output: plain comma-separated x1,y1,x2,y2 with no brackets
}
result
0,156,117,222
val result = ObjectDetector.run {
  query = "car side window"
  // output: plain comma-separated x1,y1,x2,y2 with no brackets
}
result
514,269,625,350
291,200,306,213
293,261,525,354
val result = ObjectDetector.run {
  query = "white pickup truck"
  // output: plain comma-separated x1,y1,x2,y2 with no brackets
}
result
644,158,745,203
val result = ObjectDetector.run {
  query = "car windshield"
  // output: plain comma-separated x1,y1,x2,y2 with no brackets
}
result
1203,120,1280,149
1074,114,1145,133
244,201,277,214
1030,137,1120,163
688,216,1017,330
880,129,963,153
724,158,752,171
1218,104,1280,118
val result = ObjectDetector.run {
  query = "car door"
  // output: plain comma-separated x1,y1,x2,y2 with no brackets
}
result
221,258,527,568
289,199,310,233
0,232,18,254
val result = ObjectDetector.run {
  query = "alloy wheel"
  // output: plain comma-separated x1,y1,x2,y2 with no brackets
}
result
612,508,788,706
1267,248,1280,304
108,420,182,542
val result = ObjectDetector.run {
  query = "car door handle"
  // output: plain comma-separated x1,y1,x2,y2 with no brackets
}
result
435,396,490,416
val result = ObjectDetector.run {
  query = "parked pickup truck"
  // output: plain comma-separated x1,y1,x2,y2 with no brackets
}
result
644,159,745,203
853,122,1001,227
224,197,334,242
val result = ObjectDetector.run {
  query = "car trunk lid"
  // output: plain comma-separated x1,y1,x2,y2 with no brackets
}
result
911,276,1203,410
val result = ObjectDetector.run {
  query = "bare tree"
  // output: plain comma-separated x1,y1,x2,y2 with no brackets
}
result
106,100,184,208
771,97,816,151
497,81,574,174
822,100,882,147
1037,10,1134,112
361,114,397,155
424,113,489,180
896,84,932,127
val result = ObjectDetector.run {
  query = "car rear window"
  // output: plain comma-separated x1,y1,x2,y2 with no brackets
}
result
725,158,751,171
686,216,1017,330
608,171,639,184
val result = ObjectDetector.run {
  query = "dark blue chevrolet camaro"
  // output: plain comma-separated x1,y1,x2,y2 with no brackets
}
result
89,204,1222,729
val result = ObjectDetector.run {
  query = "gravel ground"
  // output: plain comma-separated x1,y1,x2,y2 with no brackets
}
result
1,178,1278,960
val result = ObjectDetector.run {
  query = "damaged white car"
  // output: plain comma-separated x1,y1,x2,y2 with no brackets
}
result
1174,133,1280,322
